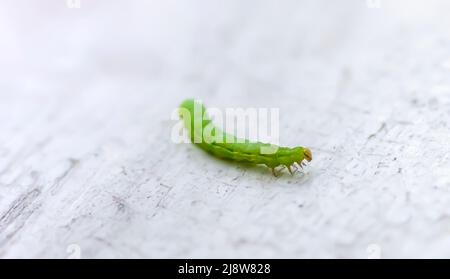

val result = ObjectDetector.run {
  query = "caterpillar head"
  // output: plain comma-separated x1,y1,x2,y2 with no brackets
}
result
290,147,312,167
304,148,312,162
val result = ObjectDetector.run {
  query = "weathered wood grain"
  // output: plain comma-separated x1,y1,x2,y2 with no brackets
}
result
1,0,450,258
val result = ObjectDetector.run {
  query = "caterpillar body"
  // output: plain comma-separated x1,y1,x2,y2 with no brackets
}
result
179,99,312,176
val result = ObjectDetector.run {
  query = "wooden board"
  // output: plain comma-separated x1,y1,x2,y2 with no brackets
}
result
1,0,450,258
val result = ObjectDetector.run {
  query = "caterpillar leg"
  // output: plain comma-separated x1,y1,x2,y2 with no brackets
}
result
288,164,298,175
271,167,279,177
287,165,294,175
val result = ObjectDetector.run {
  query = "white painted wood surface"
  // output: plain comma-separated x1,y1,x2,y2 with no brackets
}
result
1,0,450,258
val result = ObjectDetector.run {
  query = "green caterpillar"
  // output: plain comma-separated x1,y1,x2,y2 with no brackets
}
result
179,99,312,176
